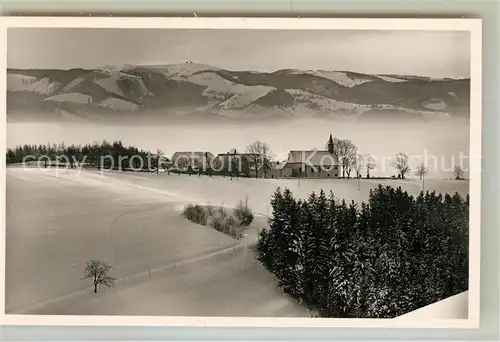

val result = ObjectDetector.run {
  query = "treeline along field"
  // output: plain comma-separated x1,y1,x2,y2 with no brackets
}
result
5,141,162,170
256,185,469,318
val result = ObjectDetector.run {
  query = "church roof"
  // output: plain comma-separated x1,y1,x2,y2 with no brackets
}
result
287,150,339,166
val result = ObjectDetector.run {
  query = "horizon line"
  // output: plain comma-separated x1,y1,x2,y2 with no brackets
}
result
6,63,471,80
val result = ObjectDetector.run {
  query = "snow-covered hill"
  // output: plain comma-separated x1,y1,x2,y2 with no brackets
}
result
7,74,38,90
285,89,371,115
8,74,60,95
45,92,92,104
6,63,470,123
298,70,373,88
150,62,220,78
376,75,408,83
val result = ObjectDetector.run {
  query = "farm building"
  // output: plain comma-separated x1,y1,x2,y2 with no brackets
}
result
170,134,339,178
216,152,260,177
271,134,340,179
171,151,215,170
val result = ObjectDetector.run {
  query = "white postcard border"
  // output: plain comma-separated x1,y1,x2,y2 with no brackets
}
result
0,16,482,329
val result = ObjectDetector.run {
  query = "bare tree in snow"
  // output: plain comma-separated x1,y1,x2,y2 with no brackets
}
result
353,153,365,191
246,140,273,178
333,138,357,179
83,260,116,293
415,162,428,191
364,154,377,179
392,152,411,179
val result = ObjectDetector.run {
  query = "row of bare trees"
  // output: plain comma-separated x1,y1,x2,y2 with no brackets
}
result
391,152,465,181
208,142,274,179
230,139,424,180
327,139,467,181
332,138,376,179
242,138,377,180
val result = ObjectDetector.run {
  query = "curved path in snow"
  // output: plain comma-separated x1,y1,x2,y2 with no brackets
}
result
6,167,306,317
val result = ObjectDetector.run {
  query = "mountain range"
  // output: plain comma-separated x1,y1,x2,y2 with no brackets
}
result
7,62,470,123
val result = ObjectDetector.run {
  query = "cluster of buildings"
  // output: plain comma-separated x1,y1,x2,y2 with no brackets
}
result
169,134,340,179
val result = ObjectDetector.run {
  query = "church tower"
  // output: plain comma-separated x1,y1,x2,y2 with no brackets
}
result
327,133,334,154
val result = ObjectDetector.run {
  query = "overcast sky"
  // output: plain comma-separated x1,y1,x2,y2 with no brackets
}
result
8,28,470,77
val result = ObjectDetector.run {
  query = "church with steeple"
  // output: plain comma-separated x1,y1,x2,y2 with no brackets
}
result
270,133,340,179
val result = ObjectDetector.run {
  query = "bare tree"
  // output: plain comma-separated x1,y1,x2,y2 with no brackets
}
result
83,260,116,293
454,165,464,180
353,154,365,191
333,138,357,179
415,163,428,181
392,152,411,179
246,140,273,179
155,149,164,174
364,154,376,179
353,154,365,178
203,152,214,177
346,148,359,179
415,162,428,191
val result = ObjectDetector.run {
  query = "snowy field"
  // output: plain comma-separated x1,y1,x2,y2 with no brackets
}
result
396,291,468,320
76,169,469,217
5,167,469,316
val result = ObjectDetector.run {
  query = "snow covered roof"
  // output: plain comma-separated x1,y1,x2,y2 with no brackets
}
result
216,153,259,158
287,150,339,166
171,151,215,161
270,161,290,170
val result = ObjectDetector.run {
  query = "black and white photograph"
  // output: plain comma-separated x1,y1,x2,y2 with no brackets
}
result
1,18,481,327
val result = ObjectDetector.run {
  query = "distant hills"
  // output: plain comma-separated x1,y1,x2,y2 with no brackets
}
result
7,62,470,123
